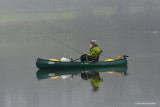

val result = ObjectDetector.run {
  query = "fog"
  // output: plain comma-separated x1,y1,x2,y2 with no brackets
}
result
0,0,160,35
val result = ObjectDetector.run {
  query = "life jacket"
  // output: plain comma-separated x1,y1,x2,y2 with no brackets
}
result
87,45,100,58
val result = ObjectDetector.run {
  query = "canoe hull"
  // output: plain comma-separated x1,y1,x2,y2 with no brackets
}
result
36,58,128,69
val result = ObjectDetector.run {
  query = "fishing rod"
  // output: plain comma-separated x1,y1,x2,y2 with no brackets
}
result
43,35,114,59
44,35,83,55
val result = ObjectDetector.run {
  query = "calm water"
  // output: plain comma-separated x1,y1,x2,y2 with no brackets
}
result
0,32,160,107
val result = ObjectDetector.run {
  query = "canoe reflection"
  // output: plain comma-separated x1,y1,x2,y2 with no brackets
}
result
36,67,127,92
36,66,128,80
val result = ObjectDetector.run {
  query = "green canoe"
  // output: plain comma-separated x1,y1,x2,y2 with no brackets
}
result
36,66,128,80
36,58,128,69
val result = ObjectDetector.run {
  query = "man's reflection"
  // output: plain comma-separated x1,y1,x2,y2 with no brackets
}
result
81,72,102,92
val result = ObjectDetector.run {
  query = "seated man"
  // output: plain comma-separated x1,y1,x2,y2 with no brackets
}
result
81,40,100,62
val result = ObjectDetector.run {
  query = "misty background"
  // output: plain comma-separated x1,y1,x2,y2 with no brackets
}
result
0,0,160,107
0,0,160,33
1,0,160,58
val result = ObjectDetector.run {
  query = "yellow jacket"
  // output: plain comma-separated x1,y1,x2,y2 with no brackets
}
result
87,46,100,58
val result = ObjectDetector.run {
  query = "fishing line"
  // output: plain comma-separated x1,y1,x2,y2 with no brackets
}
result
100,54,114,59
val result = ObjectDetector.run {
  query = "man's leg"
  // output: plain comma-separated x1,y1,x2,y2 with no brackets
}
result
80,54,88,62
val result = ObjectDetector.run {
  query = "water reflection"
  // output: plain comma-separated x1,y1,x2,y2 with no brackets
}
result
36,66,127,92
81,72,101,92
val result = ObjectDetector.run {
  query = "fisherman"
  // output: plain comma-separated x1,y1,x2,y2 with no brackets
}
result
81,40,100,62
